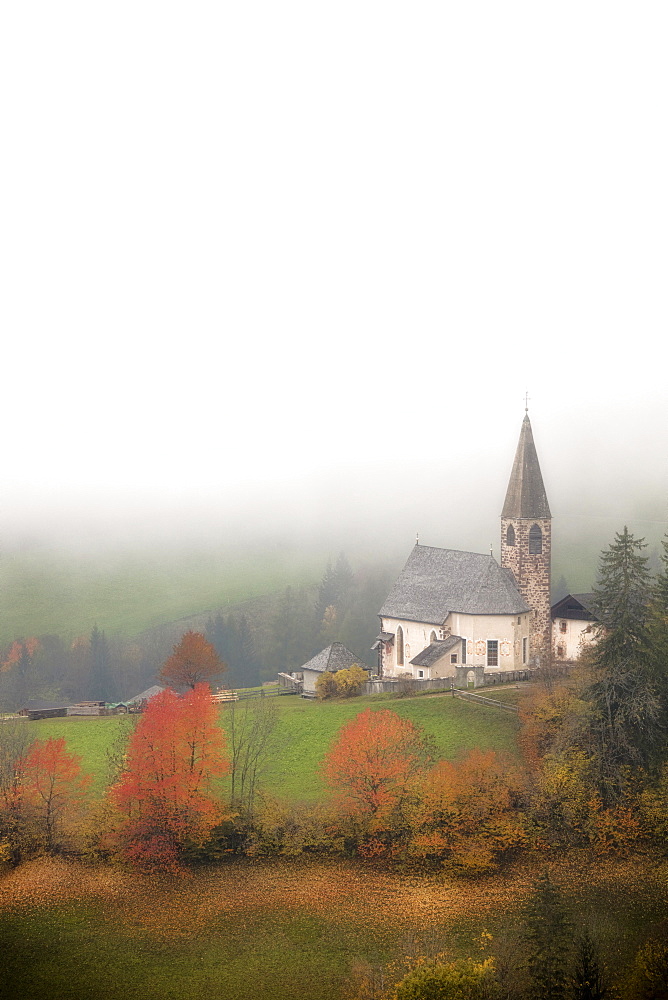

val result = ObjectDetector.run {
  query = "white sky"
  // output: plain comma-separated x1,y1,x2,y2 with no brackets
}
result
1,2,667,543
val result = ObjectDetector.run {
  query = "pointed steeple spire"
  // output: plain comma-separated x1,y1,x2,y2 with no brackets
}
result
502,413,551,519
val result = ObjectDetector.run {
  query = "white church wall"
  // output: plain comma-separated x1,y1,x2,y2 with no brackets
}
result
448,611,531,670
380,611,532,676
379,617,442,676
448,612,530,670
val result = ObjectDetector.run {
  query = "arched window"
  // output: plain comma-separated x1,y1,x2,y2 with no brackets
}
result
429,630,437,644
529,524,543,554
396,626,404,666
506,524,515,546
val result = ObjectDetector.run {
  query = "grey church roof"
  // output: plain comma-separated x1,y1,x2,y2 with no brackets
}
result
501,413,551,519
299,642,364,675
410,636,462,667
380,545,531,623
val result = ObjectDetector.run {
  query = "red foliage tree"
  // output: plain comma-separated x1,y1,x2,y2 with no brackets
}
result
158,630,226,689
111,684,229,868
20,737,91,850
1,637,40,672
322,708,429,834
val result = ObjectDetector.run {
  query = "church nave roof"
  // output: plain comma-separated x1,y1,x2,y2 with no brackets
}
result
379,544,531,623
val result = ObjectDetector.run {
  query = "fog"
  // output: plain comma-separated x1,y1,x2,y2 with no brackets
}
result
2,3,666,581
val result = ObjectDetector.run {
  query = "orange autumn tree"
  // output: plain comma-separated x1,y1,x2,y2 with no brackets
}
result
407,748,526,873
323,708,430,850
111,684,229,868
20,737,91,851
158,630,226,690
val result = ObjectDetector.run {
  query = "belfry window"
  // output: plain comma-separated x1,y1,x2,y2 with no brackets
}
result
506,524,515,546
529,524,543,554
396,626,404,666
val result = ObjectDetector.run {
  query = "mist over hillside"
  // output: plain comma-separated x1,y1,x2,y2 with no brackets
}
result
1,456,664,648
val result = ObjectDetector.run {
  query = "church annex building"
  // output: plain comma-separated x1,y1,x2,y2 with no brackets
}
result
374,411,574,681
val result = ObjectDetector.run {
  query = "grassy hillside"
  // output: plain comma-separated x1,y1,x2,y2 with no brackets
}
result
0,542,325,645
31,691,520,800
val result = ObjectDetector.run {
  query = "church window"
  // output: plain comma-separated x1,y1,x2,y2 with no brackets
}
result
560,620,567,633
506,525,515,546
450,653,458,664
529,524,543,554
461,639,466,664
396,626,404,666
430,630,437,644
522,637,528,664
487,640,499,667
556,644,565,659
417,670,424,678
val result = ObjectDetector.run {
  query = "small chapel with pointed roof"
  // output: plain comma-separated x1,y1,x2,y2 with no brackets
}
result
375,411,552,679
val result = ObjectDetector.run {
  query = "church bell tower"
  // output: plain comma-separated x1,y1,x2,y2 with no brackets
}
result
500,410,552,665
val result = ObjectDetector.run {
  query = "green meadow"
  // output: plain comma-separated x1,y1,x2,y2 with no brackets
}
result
1,851,666,1000
31,691,520,799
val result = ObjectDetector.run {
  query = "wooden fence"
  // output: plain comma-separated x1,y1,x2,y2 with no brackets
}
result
452,689,519,713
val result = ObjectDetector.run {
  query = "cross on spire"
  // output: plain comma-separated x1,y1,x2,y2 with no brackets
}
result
524,390,530,413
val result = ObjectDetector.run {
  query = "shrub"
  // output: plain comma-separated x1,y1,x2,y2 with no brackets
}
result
390,957,496,1000
315,671,339,700
334,665,368,697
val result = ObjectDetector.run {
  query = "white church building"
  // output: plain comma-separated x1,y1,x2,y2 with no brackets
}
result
374,411,555,681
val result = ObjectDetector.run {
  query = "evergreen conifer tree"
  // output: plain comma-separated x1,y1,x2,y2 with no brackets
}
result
585,527,663,793
571,929,608,1000
90,625,114,701
524,871,572,1000
333,552,354,612
647,532,668,704
314,559,338,625
591,526,652,665
10,644,31,711
206,613,229,664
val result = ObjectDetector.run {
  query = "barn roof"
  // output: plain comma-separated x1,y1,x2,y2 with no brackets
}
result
299,642,365,675
21,699,72,712
126,684,167,704
379,544,530,623
501,413,551,519
551,593,598,620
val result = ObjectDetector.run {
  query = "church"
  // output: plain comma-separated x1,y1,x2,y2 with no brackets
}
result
374,411,554,680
